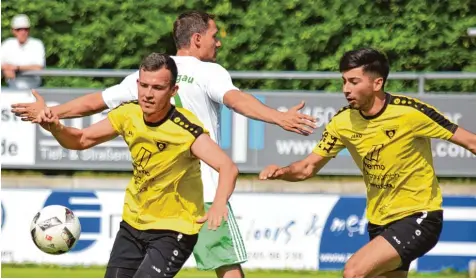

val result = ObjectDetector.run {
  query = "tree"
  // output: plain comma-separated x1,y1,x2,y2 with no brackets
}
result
2,0,475,92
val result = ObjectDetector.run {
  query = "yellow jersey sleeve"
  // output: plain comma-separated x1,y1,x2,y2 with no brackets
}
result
107,104,128,136
313,118,346,157
411,103,458,140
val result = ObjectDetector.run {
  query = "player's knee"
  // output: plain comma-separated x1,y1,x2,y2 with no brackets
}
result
343,262,366,278
215,264,244,278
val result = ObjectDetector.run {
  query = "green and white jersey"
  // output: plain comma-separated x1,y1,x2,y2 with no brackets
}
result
102,56,239,202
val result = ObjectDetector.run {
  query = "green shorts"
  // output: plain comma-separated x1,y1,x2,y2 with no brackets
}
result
193,202,248,271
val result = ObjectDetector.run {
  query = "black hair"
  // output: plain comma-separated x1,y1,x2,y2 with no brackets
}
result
140,52,178,86
173,11,215,49
339,48,390,88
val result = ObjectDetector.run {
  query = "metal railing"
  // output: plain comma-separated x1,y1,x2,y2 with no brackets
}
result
18,69,476,95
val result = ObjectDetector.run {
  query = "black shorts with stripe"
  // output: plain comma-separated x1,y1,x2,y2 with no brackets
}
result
105,220,198,278
368,210,443,271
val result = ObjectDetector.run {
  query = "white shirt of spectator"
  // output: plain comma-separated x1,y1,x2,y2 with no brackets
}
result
102,56,239,202
1,37,45,89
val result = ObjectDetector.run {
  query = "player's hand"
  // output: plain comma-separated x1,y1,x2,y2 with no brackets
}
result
277,101,317,136
34,107,62,132
11,89,46,122
2,64,17,71
3,69,16,79
259,165,285,180
196,203,228,230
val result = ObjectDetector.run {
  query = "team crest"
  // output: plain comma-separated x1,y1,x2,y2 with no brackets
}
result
156,141,167,152
382,126,398,139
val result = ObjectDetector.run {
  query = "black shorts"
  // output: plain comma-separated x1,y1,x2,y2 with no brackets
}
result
368,210,443,271
106,220,198,278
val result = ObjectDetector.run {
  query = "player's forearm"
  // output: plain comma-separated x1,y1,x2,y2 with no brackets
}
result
17,65,43,71
50,125,87,150
277,162,315,182
469,137,476,155
212,164,239,205
226,91,282,124
51,92,107,119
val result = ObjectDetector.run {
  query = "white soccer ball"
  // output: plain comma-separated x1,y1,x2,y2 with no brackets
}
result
30,205,81,255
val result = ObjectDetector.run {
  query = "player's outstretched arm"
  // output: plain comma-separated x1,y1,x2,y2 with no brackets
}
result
223,89,317,136
12,72,138,121
449,127,476,155
259,153,331,182
191,134,239,230
11,89,107,121
35,107,118,150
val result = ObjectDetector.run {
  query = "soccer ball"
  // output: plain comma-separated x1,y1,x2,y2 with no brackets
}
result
30,205,81,255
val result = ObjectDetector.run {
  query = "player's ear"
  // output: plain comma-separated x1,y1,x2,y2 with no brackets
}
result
191,33,201,47
170,85,179,97
373,77,384,91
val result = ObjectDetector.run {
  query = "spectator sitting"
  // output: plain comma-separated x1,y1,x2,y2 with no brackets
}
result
1,14,45,89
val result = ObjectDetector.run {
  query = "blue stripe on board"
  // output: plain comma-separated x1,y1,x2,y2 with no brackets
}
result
220,105,232,149
78,217,101,233
72,240,96,252
442,197,476,207
249,95,265,150
439,221,476,242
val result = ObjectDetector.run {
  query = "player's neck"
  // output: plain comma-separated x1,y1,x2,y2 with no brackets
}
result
361,92,387,117
176,49,201,60
143,104,174,125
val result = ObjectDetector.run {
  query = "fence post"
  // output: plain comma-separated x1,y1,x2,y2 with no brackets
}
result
418,76,425,95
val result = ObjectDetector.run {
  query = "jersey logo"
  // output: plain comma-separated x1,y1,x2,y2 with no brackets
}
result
385,129,396,139
156,141,167,152
382,126,398,140
365,144,383,163
351,133,362,139
318,131,338,154
363,144,386,171
136,147,152,170
176,74,194,84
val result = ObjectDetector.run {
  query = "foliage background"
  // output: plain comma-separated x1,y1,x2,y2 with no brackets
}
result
2,0,476,92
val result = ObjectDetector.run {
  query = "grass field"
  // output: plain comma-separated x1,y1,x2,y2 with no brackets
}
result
1,265,470,278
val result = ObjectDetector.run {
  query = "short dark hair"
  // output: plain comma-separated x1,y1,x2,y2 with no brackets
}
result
339,48,390,88
173,11,215,49
139,52,178,86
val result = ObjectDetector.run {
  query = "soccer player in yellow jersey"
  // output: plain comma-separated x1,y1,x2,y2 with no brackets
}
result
35,53,239,278
259,48,476,278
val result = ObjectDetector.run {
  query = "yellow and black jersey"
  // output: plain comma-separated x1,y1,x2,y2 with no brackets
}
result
108,102,208,234
313,93,458,225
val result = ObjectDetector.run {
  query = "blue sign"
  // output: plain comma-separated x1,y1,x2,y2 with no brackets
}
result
319,197,368,270
1,201,5,230
417,197,476,272
44,191,101,252
318,196,476,272
220,95,266,151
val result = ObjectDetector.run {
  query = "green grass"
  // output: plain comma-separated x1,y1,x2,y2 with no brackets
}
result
1,264,469,278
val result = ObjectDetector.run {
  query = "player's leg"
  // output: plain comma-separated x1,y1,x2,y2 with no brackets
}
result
193,202,247,278
215,204,246,278
343,235,403,278
344,210,443,278
104,267,137,278
105,221,146,278
215,264,245,278
133,230,198,278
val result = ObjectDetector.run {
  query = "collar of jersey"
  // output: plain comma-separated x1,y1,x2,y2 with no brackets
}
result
359,92,390,120
143,105,176,127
